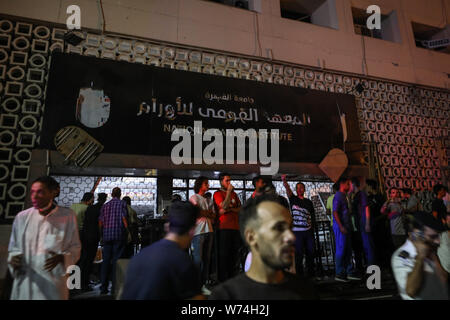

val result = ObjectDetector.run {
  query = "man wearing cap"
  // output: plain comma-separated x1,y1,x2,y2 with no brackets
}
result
120,201,203,300
391,211,448,300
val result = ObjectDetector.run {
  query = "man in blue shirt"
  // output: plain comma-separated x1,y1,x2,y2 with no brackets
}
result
350,177,375,275
121,201,203,300
333,177,357,282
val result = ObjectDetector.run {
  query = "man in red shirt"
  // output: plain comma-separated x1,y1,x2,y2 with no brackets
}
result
213,173,242,282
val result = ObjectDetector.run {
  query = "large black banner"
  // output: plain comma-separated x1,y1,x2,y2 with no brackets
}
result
41,53,361,165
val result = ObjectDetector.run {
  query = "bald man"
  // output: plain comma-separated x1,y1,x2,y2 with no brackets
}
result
209,194,318,300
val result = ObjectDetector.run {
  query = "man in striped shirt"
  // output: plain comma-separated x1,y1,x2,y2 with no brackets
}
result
99,187,129,295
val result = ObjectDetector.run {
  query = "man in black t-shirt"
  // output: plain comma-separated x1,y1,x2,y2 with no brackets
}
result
79,193,107,291
209,194,318,300
431,184,448,226
121,201,203,300
281,175,316,277
366,179,390,268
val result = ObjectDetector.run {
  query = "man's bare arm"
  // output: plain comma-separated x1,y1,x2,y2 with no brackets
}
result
281,175,293,198
405,256,425,297
430,252,448,284
199,209,216,219
220,185,234,211
333,211,347,234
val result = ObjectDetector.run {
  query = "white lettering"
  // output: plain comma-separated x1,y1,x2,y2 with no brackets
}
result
366,265,381,289
66,265,81,289
366,5,381,30
170,121,279,175
66,5,81,30
171,128,191,164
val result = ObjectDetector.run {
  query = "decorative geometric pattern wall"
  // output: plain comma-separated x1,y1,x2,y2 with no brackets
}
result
96,177,157,215
0,15,449,222
0,18,53,222
53,175,95,207
53,175,157,215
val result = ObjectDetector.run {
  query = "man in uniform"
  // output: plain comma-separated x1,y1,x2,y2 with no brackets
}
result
392,211,448,300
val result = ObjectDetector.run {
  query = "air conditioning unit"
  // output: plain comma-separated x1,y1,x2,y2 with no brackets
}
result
219,0,249,9
233,0,248,9
421,38,450,49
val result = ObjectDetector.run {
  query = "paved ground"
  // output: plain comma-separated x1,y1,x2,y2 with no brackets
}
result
70,272,399,300
316,274,399,300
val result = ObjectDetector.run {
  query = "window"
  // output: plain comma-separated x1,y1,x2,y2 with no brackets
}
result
412,22,450,54
173,178,249,203
53,175,158,215
352,7,401,43
203,0,262,12
280,0,339,30
173,178,333,206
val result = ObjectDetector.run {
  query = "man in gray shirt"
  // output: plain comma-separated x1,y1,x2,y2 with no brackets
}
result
401,188,419,215
381,188,407,250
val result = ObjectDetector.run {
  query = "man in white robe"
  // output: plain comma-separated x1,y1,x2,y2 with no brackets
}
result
7,176,81,300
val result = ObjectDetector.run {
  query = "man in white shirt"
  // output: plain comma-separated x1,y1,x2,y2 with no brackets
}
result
437,213,449,274
391,211,448,300
8,176,81,300
189,177,216,294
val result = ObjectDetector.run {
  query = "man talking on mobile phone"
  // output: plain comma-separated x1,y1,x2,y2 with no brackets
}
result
391,211,448,300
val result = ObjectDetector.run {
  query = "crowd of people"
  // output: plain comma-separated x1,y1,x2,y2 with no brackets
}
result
5,174,449,300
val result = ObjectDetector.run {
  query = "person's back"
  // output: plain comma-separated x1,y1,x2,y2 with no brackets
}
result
99,188,128,295
71,202,89,231
83,202,103,242
100,197,127,241
79,198,105,291
121,200,202,300
71,192,94,232
333,191,350,227
121,238,200,299
209,271,317,300
326,194,335,226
